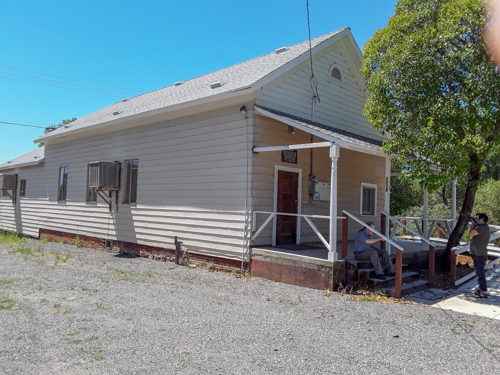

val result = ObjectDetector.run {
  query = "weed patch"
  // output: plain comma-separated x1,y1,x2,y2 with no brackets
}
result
0,297,15,310
0,232,25,245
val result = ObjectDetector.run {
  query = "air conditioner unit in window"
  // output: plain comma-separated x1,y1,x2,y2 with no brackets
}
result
0,174,17,190
88,162,120,191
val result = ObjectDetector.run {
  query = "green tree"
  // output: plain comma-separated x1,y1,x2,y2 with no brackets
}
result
473,179,500,224
38,117,77,147
362,0,500,265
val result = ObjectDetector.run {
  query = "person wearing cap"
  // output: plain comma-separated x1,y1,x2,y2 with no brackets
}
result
353,222,396,280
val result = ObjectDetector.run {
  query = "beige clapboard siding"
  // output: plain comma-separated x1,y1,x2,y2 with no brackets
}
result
0,105,253,258
250,115,387,246
255,42,383,141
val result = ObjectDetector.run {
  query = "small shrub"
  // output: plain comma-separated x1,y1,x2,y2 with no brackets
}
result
75,236,83,248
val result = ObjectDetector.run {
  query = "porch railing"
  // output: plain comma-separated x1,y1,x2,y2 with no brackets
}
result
394,216,456,241
381,211,438,287
251,211,344,252
342,210,406,298
451,225,500,287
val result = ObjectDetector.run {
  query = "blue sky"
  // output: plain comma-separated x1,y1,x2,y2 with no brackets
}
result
0,0,397,163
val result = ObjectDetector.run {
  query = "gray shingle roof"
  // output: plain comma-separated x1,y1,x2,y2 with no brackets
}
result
0,146,44,170
35,28,348,143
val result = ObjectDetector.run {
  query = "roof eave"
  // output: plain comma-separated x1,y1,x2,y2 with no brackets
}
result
0,159,44,171
34,86,254,143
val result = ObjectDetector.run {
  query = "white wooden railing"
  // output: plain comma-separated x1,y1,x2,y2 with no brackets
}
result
251,211,344,251
382,211,437,253
394,216,456,241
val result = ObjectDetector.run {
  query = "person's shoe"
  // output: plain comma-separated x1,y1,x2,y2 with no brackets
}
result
386,272,396,277
373,274,386,280
473,290,488,298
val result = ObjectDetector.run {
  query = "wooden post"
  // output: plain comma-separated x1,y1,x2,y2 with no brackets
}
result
436,225,441,238
341,212,348,259
428,245,435,287
380,212,386,250
450,249,457,289
402,220,406,236
395,248,403,298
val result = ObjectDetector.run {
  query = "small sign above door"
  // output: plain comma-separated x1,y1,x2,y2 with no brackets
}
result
281,150,297,164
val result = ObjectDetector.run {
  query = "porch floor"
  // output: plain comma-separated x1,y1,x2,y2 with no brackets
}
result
251,238,448,261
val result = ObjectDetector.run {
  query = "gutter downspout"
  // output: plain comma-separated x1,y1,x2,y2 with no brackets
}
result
240,106,249,274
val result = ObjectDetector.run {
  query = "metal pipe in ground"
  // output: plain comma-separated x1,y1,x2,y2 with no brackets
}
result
428,245,435,287
395,248,403,298
450,250,457,288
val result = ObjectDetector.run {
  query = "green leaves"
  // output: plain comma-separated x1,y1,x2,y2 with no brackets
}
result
362,0,500,189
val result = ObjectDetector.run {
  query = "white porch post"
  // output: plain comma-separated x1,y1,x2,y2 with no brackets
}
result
423,187,429,250
328,144,339,261
385,157,391,253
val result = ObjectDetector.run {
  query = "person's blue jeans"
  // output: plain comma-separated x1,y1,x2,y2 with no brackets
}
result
472,255,487,292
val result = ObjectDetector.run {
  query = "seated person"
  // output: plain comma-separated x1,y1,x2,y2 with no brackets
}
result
353,222,395,280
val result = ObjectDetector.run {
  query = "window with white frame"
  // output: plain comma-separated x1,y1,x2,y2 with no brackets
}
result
123,159,138,204
58,166,68,201
360,182,377,216
20,179,26,196
86,165,97,203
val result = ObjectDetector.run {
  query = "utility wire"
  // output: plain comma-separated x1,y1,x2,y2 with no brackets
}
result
0,65,143,93
0,121,46,129
306,0,321,104
0,71,136,96
0,76,124,98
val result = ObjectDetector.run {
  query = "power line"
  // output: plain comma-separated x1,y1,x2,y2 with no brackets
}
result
0,121,46,129
0,76,124,98
0,65,143,93
0,71,137,96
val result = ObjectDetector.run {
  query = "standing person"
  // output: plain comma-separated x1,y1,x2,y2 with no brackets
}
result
353,222,395,280
469,213,491,298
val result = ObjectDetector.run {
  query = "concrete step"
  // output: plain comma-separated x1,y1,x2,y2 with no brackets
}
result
366,271,420,287
383,279,430,298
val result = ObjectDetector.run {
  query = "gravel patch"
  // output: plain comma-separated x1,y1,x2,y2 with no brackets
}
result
1,239,499,374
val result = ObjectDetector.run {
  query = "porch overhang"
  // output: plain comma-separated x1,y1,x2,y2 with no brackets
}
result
254,105,386,157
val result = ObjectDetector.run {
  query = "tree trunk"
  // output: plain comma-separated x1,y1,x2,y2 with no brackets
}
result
443,163,481,270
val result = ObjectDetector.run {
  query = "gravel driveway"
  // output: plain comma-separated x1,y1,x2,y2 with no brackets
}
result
1,238,499,374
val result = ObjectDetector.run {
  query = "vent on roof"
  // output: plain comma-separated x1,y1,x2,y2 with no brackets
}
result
275,46,289,54
121,98,129,102
112,111,124,116
64,124,73,129
174,81,184,86
209,81,226,89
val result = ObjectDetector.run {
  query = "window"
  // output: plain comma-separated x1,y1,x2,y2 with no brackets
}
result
58,166,68,201
123,159,138,203
20,179,26,196
360,182,377,216
86,165,97,202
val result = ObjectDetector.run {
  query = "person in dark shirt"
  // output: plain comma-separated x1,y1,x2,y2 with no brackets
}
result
353,222,395,280
469,213,491,298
